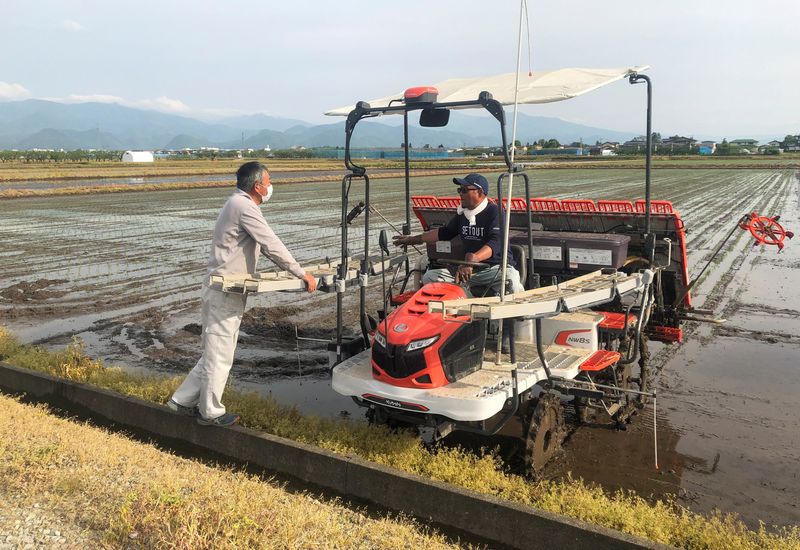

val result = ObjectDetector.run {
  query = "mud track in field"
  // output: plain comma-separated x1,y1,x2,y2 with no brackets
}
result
2,168,799,528
0,278,69,303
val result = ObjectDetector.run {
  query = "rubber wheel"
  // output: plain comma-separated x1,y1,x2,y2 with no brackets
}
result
574,396,593,424
611,332,650,425
524,393,566,477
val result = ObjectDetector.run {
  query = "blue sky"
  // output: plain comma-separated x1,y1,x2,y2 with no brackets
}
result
1,1,798,138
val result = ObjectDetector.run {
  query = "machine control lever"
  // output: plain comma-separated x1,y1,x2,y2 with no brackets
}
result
343,201,366,225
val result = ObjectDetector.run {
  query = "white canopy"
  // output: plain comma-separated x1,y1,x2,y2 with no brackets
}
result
325,66,648,116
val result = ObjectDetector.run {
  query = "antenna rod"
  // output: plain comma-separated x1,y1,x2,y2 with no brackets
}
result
495,0,527,362
499,0,526,306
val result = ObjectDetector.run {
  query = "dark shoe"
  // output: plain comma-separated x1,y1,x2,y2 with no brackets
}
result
197,412,240,427
167,399,199,417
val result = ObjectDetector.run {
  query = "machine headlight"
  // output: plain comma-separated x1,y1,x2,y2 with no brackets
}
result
406,336,439,352
373,331,387,348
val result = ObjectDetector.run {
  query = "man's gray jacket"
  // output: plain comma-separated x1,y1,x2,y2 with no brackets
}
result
206,188,305,280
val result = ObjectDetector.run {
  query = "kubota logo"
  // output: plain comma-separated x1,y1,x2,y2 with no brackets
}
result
393,323,408,333
555,329,593,347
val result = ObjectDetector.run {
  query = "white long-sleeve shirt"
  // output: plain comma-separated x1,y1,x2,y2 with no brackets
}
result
206,188,305,280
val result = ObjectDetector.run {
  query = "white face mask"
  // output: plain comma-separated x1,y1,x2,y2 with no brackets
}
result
260,184,273,204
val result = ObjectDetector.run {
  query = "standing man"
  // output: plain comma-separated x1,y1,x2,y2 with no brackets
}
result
168,161,317,426
393,173,524,296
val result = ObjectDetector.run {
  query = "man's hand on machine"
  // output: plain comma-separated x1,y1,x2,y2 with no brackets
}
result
392,234,416,247
455,253,481,282
302,272,317,293
455,264,473,283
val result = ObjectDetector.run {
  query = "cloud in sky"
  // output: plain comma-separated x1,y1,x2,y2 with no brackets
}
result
0,82,31,101
136,96,190,113
2,1,797,135
66,93,124,103
35,92,192,114
61,19,86,32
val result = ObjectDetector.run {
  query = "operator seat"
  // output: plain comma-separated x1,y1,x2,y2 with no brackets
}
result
469,244,528,297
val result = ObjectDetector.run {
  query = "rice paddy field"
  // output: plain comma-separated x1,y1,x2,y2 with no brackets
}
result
1,164,799,534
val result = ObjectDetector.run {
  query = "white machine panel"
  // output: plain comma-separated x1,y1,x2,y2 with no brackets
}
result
515,311,603,350
531,245,562,262
569,247,613,267
332,345,595,422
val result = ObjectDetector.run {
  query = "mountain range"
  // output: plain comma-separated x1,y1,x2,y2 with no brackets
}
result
0,99,637,150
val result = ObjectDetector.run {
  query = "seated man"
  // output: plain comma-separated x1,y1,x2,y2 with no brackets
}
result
393,173,524,297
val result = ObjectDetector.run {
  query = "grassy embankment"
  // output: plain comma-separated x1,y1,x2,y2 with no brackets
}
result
0,395,465,549
1,326,798,550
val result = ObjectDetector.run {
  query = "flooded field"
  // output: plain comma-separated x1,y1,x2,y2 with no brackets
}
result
0,168,403,192
1,167,798,528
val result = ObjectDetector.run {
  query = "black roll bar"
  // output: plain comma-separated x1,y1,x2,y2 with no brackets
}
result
628,73,654,262
359,173,371,344
334,91,523,366
335,173,353,363
403,111,411,236
496,172,536,289
344,101,373,176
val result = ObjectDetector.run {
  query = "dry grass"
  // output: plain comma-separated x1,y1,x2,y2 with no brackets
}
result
0,158,468,182
0,158,340,181
1,326,798,549
0,394,466,549
1,156,796,183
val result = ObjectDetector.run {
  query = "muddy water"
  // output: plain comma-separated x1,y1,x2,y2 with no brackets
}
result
0,169,399,191
550,170,800,528
1,168,798,528
661,174,800,527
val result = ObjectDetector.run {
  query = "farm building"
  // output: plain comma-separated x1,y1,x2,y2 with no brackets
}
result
730,138,759,148
662,135,698,148
526,147,585,156
121,151,154,163
620,136,648,152
698,141,717,155
589,142,619,156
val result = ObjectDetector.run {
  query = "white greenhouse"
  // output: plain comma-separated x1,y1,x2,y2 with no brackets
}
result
121,150,154,163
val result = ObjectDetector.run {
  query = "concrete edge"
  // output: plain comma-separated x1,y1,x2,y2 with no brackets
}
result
0,362,669,550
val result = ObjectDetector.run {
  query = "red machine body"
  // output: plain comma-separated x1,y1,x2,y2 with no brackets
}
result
404,86,439,104
410,195,691,343
371,283,486,389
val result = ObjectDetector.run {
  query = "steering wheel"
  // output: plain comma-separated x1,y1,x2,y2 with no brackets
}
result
434,258,490,269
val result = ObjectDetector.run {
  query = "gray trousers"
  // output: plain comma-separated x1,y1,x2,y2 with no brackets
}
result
171,285,247,419
422,265,524,297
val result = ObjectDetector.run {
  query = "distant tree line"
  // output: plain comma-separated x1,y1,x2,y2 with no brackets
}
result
0,148,318,163
0,149,123,162
3,133,797,163
189,148,315,160
254,149,315,159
